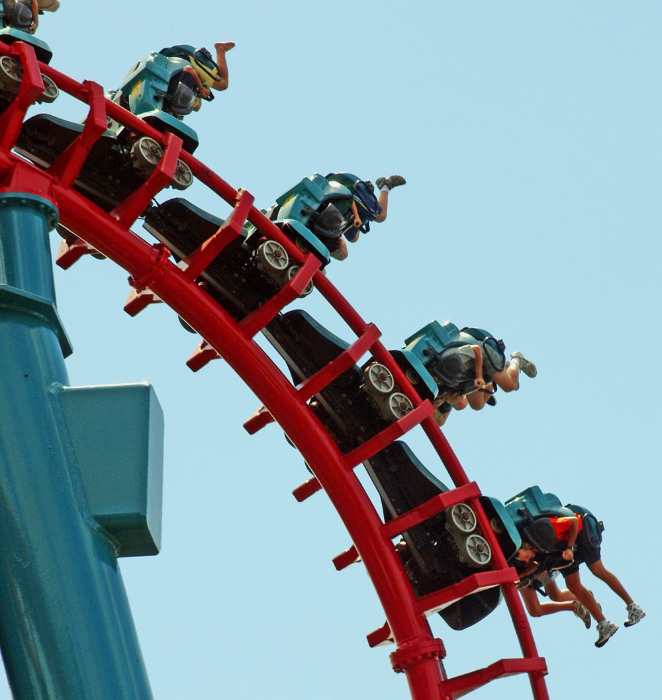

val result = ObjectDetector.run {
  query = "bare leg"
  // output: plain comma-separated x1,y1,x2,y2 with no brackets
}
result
213,42,235,91
466,390,488,410
588,560,634,606
493,362,520,392
329,237,348,261
520,588,575,617
565,572,605,622
545,580,576,602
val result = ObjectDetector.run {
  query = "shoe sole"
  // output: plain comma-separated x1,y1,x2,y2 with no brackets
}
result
595,626,618,647
624,612,646,627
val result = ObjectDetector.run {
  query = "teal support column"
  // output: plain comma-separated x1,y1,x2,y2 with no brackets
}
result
0,192,154,699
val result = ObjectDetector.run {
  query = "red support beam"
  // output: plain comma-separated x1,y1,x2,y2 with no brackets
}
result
48,81,107,188
111,132,182,229
238,254,320,338
0,42,44,151
415,569,519,617
295,323,381,402
181,189,255,283
440,658,548,699
380,482,481,540
342,401,434,471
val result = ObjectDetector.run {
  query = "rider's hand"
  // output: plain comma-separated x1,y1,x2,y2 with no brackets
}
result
474,377,485,389
200,86,211,98
562,547,574,561
353,217,362,229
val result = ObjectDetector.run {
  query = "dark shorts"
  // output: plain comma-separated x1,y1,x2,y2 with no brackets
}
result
561,527,601,577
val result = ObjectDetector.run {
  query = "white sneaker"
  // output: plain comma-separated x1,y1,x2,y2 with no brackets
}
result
511,351,537,378
624,603,645,627
595,620,618,647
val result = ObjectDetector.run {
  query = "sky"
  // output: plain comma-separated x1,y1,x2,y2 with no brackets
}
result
2,2,660,699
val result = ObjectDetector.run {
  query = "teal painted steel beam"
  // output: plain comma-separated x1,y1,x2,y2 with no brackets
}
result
0,192,154,699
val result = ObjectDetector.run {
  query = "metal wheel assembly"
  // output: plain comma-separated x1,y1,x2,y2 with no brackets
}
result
257,240,289,274
363,363,395,397
131,136,163,173
0,56,22,91
464,534,492,566
386,392,413,421
287,265,314,296
172,159,194,190
449,503,477,534
37,74,59,104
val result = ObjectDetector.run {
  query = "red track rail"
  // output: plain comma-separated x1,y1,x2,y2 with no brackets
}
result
0,40,549,700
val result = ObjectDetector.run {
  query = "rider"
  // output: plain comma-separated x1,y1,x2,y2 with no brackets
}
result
430,327,537,426
514,513,645,647
1,0,38,33
160,41,234,117
323,174,406,260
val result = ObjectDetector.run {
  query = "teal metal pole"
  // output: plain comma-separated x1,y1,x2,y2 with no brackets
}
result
0,192,154,699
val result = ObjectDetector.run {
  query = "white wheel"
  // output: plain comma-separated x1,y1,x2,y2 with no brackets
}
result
37,74,59,104
450,503,477,534
464,534,492,566
257,240,289,272
0,56,22,91
287,265,314,296
131,136,163,172
363,363,395,396
171,159,193,190
386,392,413,421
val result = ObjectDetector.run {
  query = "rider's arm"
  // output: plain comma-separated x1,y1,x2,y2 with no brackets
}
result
471,345,484,388
30,0,39,32
183,65,210,98
350,200,362,230
562,516,580,560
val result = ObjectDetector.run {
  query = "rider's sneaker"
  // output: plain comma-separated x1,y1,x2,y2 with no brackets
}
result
624,603,646,627
510,351,537,378
574,601,591,629
595,620,618,647
375,175,406,191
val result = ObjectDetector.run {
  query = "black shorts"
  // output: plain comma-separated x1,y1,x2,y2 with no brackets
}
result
561,527,601,577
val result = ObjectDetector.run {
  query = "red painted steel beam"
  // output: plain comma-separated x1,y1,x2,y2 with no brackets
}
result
49,179,449,700
381,482,481,540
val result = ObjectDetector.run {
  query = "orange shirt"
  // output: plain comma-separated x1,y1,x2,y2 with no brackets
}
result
550,515,582,543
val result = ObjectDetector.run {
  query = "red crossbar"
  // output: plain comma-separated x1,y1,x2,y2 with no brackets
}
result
48,81,107,189
111,132,182,228
295,323,381,402
342,401,435,470
182,189,255,283
441,658,548,699
239,254,320,338
380,482,481,540
415,569,519,617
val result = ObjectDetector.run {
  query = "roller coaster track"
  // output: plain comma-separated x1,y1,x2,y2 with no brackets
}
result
0,41,549,700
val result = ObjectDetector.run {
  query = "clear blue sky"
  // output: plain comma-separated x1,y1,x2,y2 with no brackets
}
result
3,2,660,699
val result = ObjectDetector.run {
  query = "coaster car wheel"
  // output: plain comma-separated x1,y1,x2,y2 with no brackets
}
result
363,363,395,397
256,240,289,275
37,74,59,104
449,503,477,534
131,136,163,173
286,265,314,297
172,159,194,190
464,534,492,567
0,56,22,91
386,392,413,421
